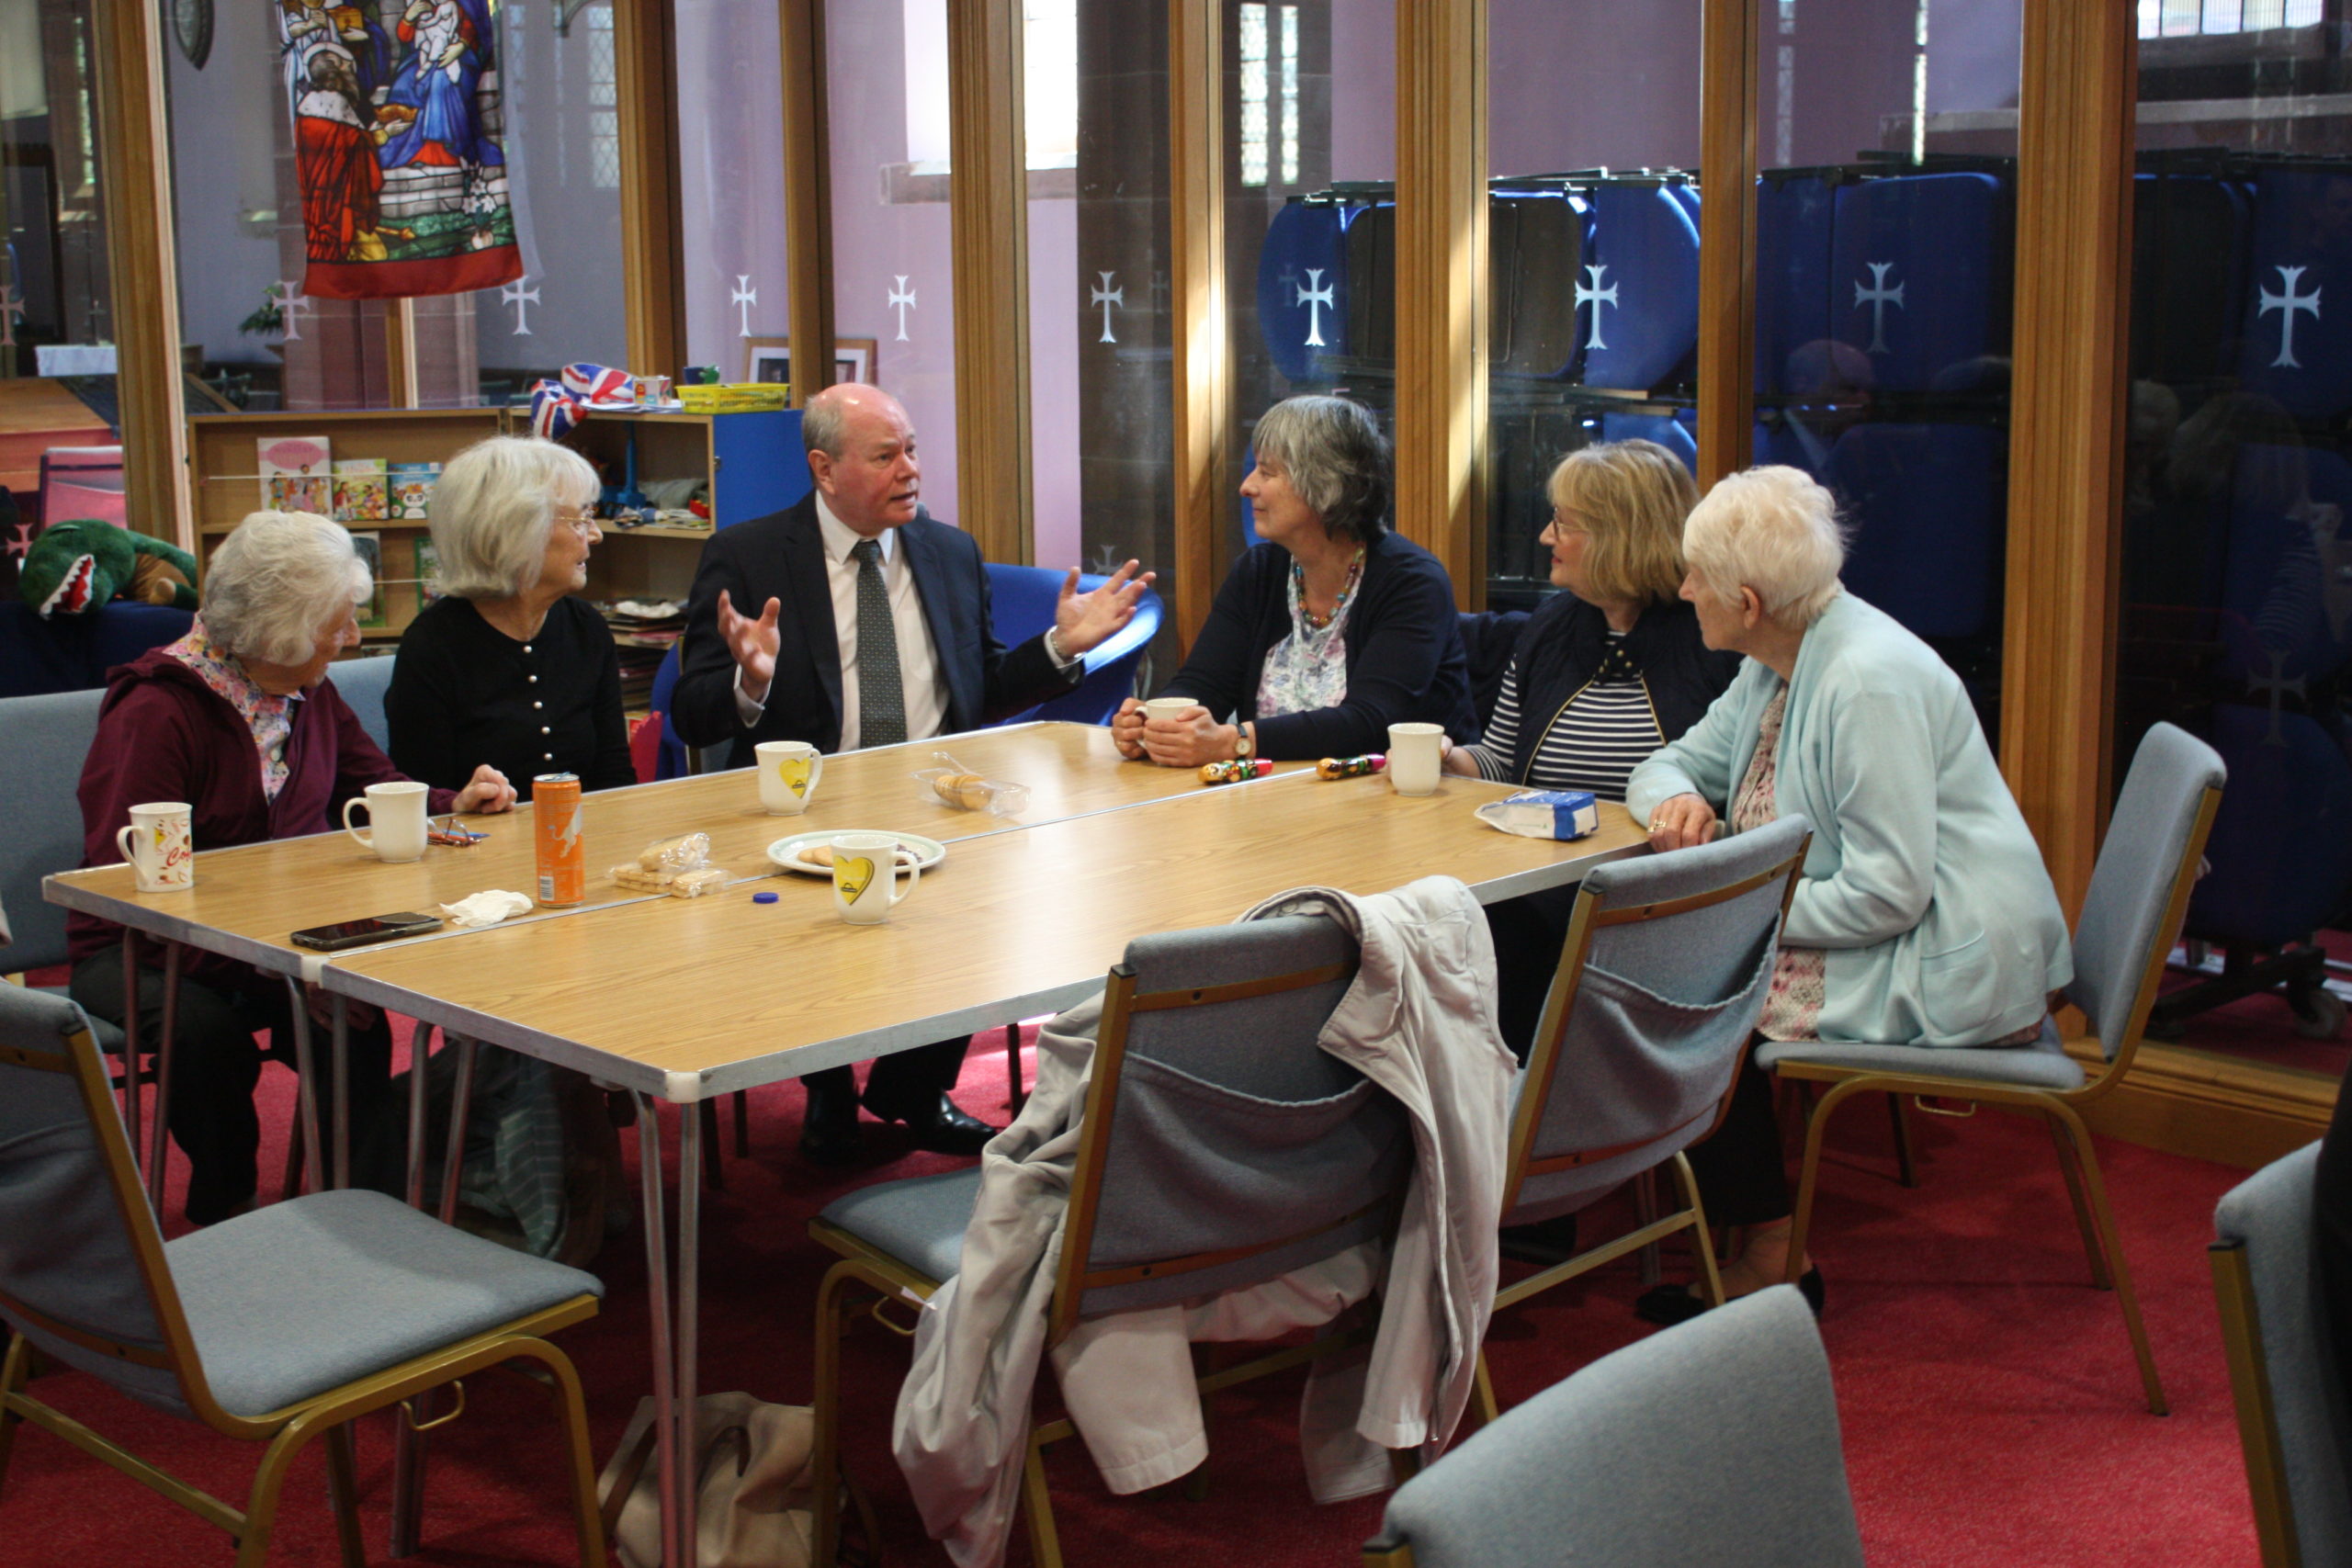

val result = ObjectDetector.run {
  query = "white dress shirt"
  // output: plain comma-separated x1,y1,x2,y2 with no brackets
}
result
735,492,952,748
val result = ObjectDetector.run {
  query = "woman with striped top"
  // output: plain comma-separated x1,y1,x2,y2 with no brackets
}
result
1444,440,1740,1066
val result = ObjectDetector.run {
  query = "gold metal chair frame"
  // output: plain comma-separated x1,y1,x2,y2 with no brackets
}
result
1770,783,2223,1417
808,953,1414,1568
1474,838,1812,1423
0,1020,609,1568
2210,1235,2301,1566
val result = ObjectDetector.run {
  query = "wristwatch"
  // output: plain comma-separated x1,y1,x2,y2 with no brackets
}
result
1232,722,1255,761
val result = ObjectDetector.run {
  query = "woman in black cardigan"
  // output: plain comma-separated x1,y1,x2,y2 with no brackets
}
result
1111,395,1476,765
386,435,637,801
1445,439,1741,1058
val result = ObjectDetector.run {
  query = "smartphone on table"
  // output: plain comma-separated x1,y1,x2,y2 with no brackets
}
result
289,911,444,952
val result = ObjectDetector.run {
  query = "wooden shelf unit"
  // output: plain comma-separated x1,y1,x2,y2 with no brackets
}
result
187,409,507,644
184,407,808,661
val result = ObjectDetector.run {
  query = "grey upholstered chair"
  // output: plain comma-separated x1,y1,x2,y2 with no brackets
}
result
1366,1285,1865,1568
806,911,1411,1568
327,650,398,755
2211,1141,2352,1567
1759,720,2225,1415
1480,815,1810,1419
0,982,609,1567
0,688,147,1121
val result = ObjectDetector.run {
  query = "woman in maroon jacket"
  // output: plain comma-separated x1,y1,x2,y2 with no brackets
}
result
68,510,515,1224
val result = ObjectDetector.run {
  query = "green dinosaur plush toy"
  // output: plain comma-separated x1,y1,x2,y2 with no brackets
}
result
19,519,200,619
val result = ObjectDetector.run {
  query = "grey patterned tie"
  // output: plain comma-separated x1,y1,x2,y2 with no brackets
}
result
851,538,907,748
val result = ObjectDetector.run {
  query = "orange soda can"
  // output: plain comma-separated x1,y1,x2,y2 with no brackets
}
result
1198,759,1274,785
533,773,584,907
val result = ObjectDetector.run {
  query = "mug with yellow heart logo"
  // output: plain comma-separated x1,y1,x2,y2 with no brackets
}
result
831,832,919,924
756,739,824,815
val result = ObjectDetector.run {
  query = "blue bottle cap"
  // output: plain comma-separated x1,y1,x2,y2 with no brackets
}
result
752,890,779,904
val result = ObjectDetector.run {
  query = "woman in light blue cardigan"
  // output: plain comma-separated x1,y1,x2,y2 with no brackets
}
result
1627,465,2071,1325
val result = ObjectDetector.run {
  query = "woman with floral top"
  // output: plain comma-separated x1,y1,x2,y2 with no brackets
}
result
1111,394,1476,765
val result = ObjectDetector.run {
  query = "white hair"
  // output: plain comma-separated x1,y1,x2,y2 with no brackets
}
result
427,435,602,599
202,511,370,666
1681,465,1849,627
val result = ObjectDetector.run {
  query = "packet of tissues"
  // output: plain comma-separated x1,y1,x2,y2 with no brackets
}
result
439,890,533,930
1475,789,1600,841
913,750,1032,817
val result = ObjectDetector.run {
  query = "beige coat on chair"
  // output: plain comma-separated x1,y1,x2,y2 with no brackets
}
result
891,875,1514,1568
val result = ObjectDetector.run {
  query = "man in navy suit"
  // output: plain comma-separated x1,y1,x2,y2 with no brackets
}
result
673,382,1151,1163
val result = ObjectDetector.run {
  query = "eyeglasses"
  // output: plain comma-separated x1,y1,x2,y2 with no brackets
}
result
555,509,600,535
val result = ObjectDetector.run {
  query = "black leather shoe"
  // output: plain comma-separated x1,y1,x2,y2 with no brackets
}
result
1634,1268,1825,1327
880,1094,1000,1156
799,1077,865,1167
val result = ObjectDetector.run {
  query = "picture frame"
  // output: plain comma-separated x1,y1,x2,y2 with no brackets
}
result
743,336,876,390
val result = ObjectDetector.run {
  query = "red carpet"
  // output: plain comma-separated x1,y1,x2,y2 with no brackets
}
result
1,1021,2268,1566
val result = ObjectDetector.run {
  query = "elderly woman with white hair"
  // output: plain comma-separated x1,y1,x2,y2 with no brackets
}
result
68,511,515,1225
1112,393,1476,764
387,434,636,800
1626,465,2071,1325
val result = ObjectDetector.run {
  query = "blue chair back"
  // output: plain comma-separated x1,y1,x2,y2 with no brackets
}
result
1826,422,2005,641
2184,705,2352,953
2239,165,2352,421
327,651,397,756
0,602,194,699
0,687,107,972
1257,201,1352,383
1490,189,1588,379
1582,183,1701,391
648,643,694,780
1595,412,1699,475
1756,173,1838,398
984,564,1163,727
1830,171,2007,393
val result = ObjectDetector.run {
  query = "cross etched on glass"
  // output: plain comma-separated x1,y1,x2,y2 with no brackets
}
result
501,276,540,336
1091,271,1125,344
2260,265,2322,369
731,276,758,338
1295,267,1334,348
1853,262,1905,355
1576,265,1619,351
888,276,917,342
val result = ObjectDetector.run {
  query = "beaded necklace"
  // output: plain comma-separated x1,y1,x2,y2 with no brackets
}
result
1292,548,1366,631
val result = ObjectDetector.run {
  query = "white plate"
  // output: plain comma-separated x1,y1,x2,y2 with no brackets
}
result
767,830,947,878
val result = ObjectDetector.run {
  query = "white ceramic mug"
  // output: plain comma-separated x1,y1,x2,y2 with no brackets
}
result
756,739,824,815
831,832,919,924
115,803,194,893
344,781,430,863
1144,696,1197,724
1387,723,1444,797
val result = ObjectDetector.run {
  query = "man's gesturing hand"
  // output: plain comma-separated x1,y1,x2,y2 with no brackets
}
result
718,589,783,705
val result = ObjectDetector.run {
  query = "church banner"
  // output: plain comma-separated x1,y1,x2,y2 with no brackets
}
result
277,0,522,299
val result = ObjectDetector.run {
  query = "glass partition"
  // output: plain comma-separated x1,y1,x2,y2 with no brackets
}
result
1,0,125,542
674,0,789,380
164,0,624,413
1224,0,1395,571
1754,0,2020,741
2114,4,2352,1074
1485,0,1700,607
827,0,959,519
